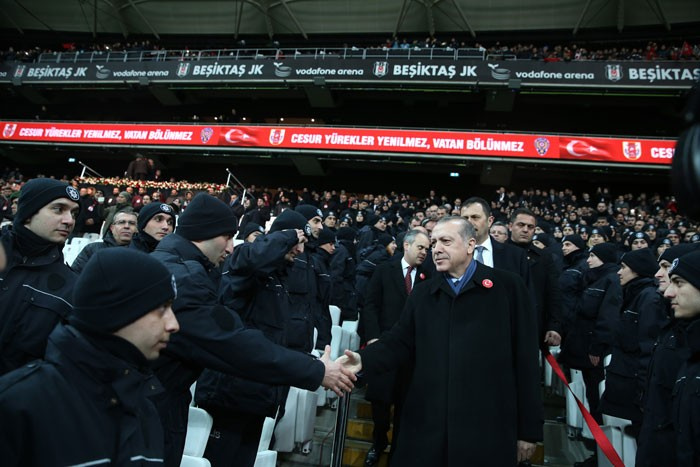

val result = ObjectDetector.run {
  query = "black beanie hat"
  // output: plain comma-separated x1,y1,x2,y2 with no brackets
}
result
317,228,336,246
238,222,264,240
70,249,176,334
590,227,609,240
590,243,619,264
336,227,357,242
631,231,651,245
176,193,237,241
532,233,553,247
660,243,700,264
295,204,323,221
137,202,176,232
669,250,700,292
562,234,585,251
365,213,380,227
377,233,395,247
269,209,310,236
620,248,658,278
14,178,80,226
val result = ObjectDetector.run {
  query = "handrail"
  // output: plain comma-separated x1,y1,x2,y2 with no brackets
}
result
34,46,484,64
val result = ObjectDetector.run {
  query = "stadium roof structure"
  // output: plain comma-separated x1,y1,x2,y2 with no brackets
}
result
1,0,699,40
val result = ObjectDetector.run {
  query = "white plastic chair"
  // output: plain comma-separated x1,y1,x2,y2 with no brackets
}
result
180,455,211,467
330,325,343,360
257,417,276,452
253,450,277,467
329,305,341,326
273,387,319,454
83,232,101,241
183,406,213,457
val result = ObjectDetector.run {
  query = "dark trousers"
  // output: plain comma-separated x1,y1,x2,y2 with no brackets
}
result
370,395,405,460
582,366,605,425
203,408,265,467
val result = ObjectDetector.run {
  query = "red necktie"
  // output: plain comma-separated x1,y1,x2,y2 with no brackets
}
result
405,265,413,294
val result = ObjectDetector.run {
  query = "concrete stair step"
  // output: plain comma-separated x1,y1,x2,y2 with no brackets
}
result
345,418,392,443
342,440,389,467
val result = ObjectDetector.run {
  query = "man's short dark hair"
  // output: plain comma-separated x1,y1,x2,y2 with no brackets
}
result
510,207,536,223
463,197,491,217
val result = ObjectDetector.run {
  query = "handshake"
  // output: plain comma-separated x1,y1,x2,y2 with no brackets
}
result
318,346,363,396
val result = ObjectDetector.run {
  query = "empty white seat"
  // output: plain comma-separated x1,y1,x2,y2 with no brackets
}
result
329,305,341,326
183,406,213,457
83,232,101,241
253,450,277,467
273,387,319,453
180,455,211,467
257,417,276,452
330,325,342,360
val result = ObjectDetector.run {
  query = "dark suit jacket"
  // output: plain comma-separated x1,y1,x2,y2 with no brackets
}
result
491,237,532,288
363,259,430,342
362,258,430,403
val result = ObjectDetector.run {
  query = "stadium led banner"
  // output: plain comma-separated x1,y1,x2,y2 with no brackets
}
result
0,121,675,166
0,58,697,88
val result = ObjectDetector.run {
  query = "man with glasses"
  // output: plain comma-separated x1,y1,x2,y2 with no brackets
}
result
72,210,137,272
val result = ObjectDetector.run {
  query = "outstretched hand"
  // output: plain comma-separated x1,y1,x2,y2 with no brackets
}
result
320,345,356,396
336,349,362,374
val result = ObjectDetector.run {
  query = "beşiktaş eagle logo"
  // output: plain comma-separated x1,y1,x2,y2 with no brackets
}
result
269,129,285,145
605,64,623,82
3,124,17,138
622,141,642,160
534,137,550,156
95,65,112,79
177,63,190,78
160,203,173,213
373,62,388,78
66,186,80,201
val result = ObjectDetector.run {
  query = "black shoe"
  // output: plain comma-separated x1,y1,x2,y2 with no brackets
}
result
364,446,383,466
574,454,597,467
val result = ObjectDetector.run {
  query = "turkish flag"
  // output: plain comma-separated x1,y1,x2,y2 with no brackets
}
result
559,137,615,161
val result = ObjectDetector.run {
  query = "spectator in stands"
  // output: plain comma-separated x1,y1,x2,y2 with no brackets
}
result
126,153,151,181
0,179,80,375
362,229,431,466
338,217,543,466
74,186,102,237
130,202,176,253
72,211,137,272
150,193,355,467
0,248,178,467
101,190,133,236
489,221,509,243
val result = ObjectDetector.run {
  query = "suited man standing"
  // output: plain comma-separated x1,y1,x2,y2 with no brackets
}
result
362,229,431,466
460,197,531,287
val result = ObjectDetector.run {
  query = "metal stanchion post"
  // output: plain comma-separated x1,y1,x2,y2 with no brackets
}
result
330,390,353,467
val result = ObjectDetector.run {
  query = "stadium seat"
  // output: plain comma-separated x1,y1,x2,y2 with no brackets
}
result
330,325,342,360
183,406,213,458
180,455,211,467
257,417,276,452
273,387,319,453
83,232,100,240
329,305,341,326
253,450,277,467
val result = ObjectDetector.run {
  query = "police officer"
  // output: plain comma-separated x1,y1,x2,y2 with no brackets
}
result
665,251,700,466
0,248,178,466
150,194,354,466
0,178,80,375
130,202,176,253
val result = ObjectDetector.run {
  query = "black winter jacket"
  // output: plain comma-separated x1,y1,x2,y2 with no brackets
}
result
673,319,700,467
0,229,76,376
150,233,324,466
0,324,165,466
560,262,622,369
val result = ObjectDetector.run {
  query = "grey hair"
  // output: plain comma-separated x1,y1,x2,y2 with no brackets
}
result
403,229,430,246
435,216,476,243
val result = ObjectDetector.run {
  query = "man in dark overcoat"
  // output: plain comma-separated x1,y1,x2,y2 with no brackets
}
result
339,216,543,466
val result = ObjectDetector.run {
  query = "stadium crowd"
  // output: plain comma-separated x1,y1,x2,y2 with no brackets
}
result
2,36,699,62
1,163,700,466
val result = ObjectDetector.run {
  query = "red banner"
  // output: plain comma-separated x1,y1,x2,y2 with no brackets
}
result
0,121,675,166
